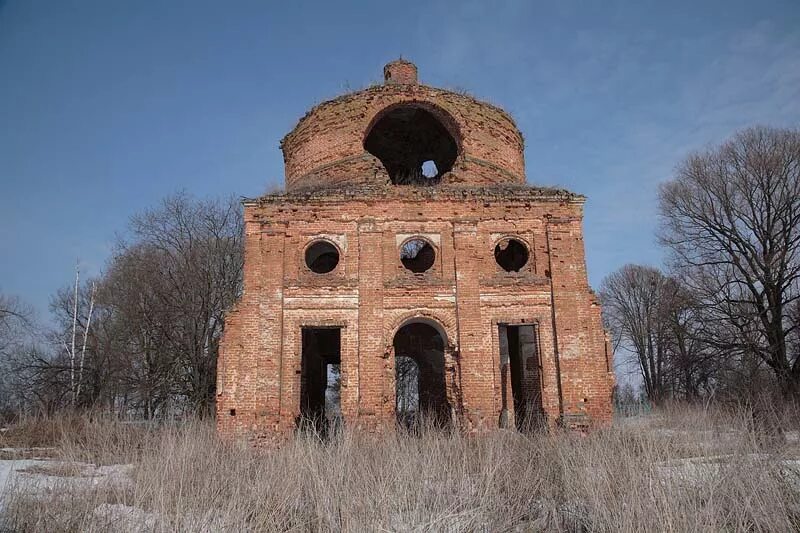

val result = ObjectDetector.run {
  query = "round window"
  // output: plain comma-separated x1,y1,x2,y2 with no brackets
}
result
400,238,435,273
305,240,339,274
494,238,529,272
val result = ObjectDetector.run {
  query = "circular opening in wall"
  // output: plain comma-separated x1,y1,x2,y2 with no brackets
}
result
305,240,340,274
400,238,435,273
494,238,529,272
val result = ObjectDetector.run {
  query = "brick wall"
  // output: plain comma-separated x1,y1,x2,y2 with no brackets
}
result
217,61,613,442
383,59,418,85
280,79,525,190
217,187,614,441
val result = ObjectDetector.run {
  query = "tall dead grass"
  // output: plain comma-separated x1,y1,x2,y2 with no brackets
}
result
2,405,800,532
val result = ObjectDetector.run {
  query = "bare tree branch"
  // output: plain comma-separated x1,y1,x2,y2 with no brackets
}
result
659,126,800,398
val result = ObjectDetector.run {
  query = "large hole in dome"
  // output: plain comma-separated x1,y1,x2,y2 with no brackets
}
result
364,105,458,186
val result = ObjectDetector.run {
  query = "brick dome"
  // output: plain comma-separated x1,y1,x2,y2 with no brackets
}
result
280,60,525,191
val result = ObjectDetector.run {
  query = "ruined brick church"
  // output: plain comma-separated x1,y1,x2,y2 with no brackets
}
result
217,60,614,440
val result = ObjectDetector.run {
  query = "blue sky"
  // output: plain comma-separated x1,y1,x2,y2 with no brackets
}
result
1,0,799,323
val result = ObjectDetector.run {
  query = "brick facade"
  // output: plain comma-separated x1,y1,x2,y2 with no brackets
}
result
217,61,614,441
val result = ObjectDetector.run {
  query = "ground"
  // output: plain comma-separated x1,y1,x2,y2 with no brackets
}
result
1,406,799,531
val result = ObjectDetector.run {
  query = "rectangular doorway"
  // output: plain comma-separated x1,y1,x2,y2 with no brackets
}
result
498,324,543,430
300,327,342,434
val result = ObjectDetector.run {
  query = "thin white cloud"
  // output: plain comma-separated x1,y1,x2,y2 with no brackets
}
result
415,4,799,288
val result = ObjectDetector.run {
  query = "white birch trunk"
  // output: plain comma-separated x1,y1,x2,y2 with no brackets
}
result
70,266,79,406
76,281,96,402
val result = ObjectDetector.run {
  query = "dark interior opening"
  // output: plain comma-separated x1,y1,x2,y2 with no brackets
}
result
365,105,458,185
299,327,342,435
393,322,450,428
400,239,435,273
499,324,544,430
395,355,419,422
494,238,529,272
305,241,340,274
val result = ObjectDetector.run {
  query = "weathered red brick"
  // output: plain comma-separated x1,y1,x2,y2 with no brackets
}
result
217,61,614,441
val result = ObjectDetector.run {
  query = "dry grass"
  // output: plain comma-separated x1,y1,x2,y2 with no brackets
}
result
2,405,800,532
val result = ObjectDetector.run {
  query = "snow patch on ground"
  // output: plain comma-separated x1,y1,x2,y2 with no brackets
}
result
92,503,161,531
655,453,800,487
0,459,41,496
1,456,134,513
0,447,57,460
0,455,163,530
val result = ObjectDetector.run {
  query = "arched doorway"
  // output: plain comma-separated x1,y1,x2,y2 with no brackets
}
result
393,322,451,428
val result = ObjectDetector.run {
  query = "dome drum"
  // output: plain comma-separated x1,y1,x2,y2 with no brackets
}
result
280,62,525,191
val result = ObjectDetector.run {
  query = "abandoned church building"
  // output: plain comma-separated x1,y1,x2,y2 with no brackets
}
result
217,60,614,440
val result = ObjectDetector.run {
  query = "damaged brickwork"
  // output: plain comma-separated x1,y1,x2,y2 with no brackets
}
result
217,60,614,441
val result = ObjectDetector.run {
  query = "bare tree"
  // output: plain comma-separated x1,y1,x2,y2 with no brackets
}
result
58,266,97,406
1,289,91,415
48,276,105,409
0,292,32,357
660,286,716,400
2,194,243,419
792,301,800,366
9,194,243,419
395,356,420,422
659,126,800,398
0,292,35,419
600,265,678,403
109,193,243,416
98,246,180,417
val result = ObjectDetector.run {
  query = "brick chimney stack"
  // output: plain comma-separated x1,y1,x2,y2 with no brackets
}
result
383,59,418,85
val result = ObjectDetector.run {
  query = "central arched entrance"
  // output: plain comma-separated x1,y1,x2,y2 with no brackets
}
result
393,322,451,428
